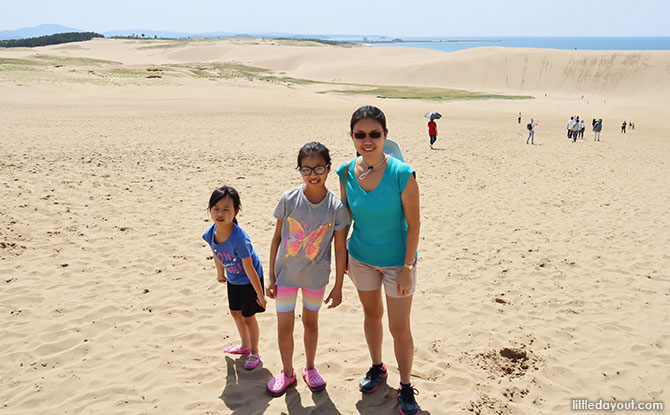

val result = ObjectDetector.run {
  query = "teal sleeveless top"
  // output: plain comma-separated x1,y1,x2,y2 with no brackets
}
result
336,156,415,267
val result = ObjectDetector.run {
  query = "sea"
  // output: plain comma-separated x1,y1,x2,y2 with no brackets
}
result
368,37,670,52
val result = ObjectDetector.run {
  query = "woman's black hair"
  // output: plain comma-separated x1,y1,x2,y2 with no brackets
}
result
297,141,331,168
350,105,387,132
208,186,241,225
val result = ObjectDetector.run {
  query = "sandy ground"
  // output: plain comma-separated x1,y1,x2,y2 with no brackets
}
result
1,38,669,415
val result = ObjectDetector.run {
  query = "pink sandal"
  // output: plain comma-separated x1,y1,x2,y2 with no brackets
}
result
302,367,326,392
223,344,250,355
266,369,297,397
244,354,261,370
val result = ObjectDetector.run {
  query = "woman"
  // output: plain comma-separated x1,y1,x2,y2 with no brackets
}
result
593,119,603,141
337,105,421,415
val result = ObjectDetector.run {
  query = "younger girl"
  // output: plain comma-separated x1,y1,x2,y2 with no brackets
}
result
203,186,267,370
266,142,350,396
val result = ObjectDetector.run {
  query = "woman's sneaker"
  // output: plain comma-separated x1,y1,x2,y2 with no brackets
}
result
397,384,420,415
359,363,388,393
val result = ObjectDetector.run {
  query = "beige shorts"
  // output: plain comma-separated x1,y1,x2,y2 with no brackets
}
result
347,254,417,298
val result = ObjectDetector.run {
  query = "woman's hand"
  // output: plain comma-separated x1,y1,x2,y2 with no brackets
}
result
396,267,413,296
324,286,343,309
217,272,227,283
266,281,276,299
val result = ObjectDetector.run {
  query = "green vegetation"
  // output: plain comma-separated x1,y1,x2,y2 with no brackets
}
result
0,57,45,72
258,75,321,85
320,85,532,101
0,32,104,48
30,54,120,66
0,57,46,66
180,62,267,79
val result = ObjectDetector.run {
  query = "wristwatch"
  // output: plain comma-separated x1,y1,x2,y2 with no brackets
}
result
403,263,414,270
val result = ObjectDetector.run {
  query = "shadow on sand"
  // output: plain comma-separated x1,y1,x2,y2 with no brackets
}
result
355,381,432,415
220,356,342,414
220,356,273,414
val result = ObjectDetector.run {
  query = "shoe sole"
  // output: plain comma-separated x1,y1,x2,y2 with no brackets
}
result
307,383,326,393
266,378,296,397
359,371,388,393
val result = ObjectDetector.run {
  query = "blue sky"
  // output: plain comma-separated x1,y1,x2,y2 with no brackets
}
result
1,0,669,36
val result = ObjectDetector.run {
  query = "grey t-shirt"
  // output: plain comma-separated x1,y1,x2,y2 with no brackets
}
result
273,186,351,290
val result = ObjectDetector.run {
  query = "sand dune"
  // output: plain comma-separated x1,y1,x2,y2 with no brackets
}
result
1,39,668,414
6,38,669,97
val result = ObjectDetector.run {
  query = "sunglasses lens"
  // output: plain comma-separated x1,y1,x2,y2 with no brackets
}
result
354,132,366,139
369,132,382,138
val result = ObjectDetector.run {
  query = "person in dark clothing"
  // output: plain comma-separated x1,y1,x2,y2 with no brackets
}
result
593,119,602,141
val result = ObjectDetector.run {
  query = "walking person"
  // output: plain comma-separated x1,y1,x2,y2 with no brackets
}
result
567,116,575,139
517,112,522,124
526,117,538,144
337,105,421,415
593,119,602,141
578,118,585,139
621,121,627,134
428,118,438,149
571,117,581,143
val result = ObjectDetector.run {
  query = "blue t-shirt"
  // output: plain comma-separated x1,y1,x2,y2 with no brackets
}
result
336,156,415,267
202,223,263,285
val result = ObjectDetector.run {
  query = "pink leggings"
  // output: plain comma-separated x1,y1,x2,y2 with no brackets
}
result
275,286,325,313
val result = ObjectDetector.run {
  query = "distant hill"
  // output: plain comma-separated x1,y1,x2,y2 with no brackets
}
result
0,24,85,40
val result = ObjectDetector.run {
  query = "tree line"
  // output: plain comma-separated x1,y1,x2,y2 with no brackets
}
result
0,32,104,48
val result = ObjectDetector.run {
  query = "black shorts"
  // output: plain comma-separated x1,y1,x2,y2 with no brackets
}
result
227,278,265,317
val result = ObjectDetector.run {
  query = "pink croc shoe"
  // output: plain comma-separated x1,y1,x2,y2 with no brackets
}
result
302,367,326,392
223,344,250,355
244,354,261,370
266,369,297,397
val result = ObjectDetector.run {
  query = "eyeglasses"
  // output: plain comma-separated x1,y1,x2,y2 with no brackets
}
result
353,131,383,139
298,164,329,176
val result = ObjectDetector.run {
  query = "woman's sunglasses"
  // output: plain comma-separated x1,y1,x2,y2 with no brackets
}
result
353,131,383,139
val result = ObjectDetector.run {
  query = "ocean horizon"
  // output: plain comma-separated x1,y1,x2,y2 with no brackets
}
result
369,36,670,52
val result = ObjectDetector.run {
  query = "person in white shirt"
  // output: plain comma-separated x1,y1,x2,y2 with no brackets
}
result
567,116,575,139
526,117,538,145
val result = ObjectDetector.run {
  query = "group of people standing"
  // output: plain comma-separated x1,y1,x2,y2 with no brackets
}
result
567,116,586,142
203,105,421,415
569,116,605,142
621,121,635,133
520,113,608,144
